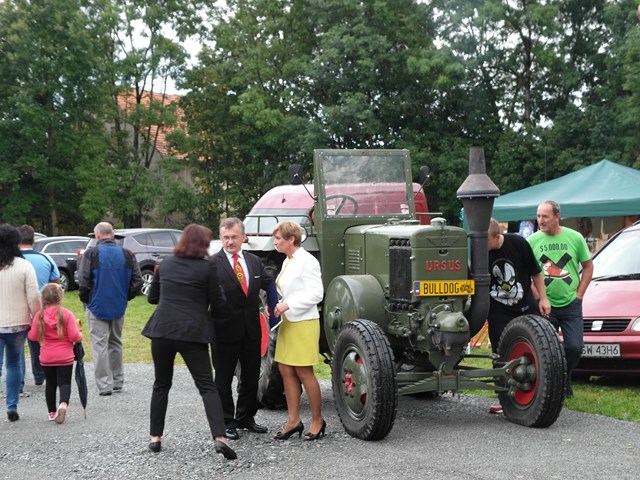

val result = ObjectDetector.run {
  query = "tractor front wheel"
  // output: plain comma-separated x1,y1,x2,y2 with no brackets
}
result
332,320,397,440
498,314,566,428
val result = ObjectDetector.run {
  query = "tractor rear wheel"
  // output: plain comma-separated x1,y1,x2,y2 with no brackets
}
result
332,320,397,440
257,329,286,409
498,314,566,428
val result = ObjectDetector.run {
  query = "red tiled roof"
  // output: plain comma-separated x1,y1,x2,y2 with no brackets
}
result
115,90,186,158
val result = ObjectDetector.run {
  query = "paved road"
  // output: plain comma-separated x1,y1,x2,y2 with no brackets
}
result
1,363,638,479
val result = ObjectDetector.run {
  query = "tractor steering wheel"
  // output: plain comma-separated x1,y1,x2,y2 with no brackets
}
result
325,194,359,215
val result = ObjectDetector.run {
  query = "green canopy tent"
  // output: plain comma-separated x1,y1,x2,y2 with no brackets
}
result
491,159,640,222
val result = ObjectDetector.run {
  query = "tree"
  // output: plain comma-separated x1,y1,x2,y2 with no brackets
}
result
77,0,214,227
183,0,475,224
433,0,639,200
0,0,111,234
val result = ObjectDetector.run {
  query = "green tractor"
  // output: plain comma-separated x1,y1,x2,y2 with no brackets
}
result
249,148,565,440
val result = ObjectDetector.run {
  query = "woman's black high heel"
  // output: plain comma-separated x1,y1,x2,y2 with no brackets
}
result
273,421,304,440
303,420,326,441
214,440,237,460
149,441,162,453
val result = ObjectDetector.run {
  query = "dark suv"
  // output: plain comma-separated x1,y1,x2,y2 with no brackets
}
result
78,228,182,296
33,236,90,291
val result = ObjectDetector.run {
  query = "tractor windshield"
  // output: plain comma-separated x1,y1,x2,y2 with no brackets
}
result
317,151,412,217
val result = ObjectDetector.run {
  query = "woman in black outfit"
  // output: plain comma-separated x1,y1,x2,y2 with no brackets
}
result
142,224,236,460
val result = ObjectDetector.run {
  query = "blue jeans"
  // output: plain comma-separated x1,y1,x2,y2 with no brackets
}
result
548,298,584,375
0,330,28,413
24,339,45,385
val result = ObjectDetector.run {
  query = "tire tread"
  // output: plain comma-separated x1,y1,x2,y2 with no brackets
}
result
498,314,566,428
332,320,397,440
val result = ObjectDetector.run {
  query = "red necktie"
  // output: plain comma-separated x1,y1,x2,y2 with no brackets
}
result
233,253,248,296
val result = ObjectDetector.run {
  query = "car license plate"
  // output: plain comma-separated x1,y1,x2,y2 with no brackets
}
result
582,343,621,358
413,280,475,296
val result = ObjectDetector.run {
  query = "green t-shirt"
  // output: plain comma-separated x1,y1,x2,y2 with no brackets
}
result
527,227,591,307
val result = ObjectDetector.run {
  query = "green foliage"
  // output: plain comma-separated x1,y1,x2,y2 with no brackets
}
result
0,0,111,234
182,0,476,223
2,0,640,230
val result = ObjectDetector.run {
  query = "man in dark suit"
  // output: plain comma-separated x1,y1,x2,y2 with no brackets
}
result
210,217,275,440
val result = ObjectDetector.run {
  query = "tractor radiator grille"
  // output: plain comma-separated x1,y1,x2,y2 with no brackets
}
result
389,238,412,302
346,248,362,274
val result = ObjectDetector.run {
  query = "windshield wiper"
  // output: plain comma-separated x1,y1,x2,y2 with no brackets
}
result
593,273,640,281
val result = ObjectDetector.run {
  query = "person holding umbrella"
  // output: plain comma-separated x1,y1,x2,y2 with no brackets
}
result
28,283,82,423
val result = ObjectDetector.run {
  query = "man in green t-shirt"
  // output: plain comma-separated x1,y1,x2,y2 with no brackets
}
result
528,200,593,397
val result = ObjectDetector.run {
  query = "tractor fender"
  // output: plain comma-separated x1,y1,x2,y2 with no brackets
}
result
323,275,386,354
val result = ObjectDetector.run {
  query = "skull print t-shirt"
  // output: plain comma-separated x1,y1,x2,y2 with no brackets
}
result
489,233,542,317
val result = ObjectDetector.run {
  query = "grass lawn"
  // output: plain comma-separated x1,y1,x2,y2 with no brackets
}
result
63,292,180,365
62,292,639,423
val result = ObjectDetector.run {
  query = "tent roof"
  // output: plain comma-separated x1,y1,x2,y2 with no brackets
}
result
492,160,640,221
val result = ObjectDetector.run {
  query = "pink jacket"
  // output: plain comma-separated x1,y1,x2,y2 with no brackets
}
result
28,306,83,366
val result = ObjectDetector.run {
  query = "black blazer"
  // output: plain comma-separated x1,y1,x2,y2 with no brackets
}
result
142,255,224,344
210,249,273,343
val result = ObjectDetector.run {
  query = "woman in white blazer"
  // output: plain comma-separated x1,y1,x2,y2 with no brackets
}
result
272,221,325,441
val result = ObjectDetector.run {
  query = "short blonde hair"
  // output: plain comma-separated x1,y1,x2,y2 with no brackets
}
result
488,218,501,237
273,221,302,247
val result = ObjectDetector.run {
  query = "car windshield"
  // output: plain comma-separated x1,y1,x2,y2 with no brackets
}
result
318,152,411,217
592,228,640,279
244,209,311,235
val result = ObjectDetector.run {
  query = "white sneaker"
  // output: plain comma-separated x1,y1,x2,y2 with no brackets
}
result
489,405,503,414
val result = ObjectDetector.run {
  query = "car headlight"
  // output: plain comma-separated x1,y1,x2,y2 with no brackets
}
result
631,317,640,332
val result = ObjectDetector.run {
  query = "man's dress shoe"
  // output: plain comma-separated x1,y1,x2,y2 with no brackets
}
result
237,420,268,434
225,428,239,440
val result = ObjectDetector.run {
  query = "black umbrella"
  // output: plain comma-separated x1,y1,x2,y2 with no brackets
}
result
73,342,88,419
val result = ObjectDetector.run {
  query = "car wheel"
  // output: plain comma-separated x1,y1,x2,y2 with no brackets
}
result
141,269,154,296
59,271,70,291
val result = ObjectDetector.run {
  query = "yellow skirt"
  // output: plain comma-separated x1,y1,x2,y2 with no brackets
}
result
274,314,320,366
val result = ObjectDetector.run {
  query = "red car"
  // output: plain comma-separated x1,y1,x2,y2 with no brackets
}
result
575,220,640,375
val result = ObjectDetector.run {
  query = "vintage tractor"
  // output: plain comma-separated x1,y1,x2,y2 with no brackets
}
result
246,148,566,440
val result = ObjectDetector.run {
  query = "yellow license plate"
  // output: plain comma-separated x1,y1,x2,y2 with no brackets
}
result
413,280,475,296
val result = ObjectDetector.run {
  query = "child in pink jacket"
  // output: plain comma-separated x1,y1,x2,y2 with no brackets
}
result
28,283,82,423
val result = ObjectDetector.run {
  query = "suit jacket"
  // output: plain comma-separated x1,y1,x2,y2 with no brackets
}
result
142,255,224,344
210,249,274,343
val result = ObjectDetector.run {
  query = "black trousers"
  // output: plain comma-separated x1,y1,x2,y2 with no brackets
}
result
212,337,261,428
150,338,225,438
488,303,537,354
42,365,73,413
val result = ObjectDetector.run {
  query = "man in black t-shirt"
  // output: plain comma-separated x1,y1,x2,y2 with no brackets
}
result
487,218,551,353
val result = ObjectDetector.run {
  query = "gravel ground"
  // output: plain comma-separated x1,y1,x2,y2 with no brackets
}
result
1,362,639,480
